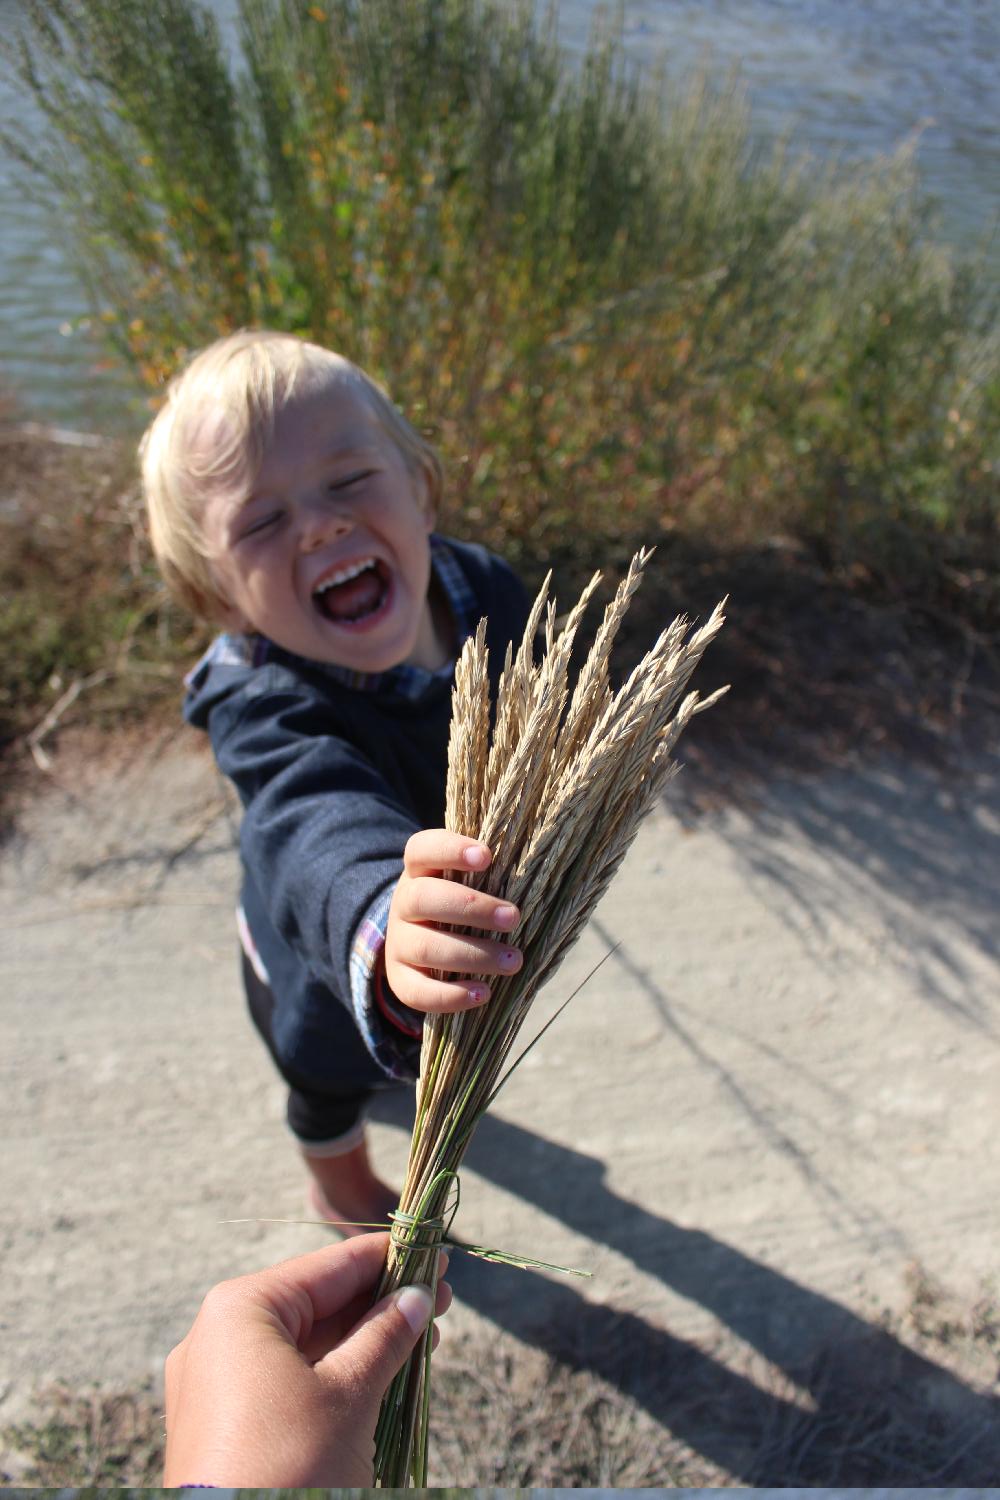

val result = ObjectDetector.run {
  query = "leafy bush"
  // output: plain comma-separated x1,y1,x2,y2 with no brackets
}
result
1,0,997,605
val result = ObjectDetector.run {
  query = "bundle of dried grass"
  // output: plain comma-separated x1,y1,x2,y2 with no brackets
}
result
373,549,726,1485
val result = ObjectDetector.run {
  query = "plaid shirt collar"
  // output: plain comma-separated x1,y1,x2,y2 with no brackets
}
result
213,536,479,700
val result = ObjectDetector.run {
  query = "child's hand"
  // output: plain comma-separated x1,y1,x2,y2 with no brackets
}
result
385,831,522,1013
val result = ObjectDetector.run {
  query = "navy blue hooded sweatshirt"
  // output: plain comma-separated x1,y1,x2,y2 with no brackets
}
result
183,536,529,1091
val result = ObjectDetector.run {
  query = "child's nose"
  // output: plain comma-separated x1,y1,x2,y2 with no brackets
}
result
298,498,353,552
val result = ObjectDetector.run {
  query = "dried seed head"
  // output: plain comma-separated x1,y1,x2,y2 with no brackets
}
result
388,552,726,1321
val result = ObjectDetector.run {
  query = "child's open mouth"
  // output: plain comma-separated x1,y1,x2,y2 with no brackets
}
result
313,558,391,625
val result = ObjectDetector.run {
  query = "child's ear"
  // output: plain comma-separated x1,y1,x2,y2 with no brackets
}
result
217,603,254,633
204,562,253,632
209,584,253,634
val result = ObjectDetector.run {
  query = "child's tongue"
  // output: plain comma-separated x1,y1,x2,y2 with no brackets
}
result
320,567,385,622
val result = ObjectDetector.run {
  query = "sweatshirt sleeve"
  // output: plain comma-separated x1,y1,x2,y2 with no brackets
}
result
349,883,422,1073
207,671,423,1071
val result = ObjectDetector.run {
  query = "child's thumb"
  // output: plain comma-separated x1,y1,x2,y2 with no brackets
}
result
319,1283,434,1399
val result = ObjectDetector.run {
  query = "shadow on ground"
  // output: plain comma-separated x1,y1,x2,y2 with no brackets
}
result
373,1093,999,1485
388,747,1000,1482
708,754,1000,1033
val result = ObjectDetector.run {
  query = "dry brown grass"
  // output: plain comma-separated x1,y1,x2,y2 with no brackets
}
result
0,1381,164,1488
0,420,204,799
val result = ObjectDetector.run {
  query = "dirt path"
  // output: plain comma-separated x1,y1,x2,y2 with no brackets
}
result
1,729,998,1479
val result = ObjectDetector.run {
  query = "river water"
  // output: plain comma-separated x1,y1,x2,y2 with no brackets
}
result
1,0,997,429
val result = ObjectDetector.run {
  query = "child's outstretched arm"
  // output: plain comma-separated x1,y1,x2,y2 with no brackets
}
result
385,831,522,1014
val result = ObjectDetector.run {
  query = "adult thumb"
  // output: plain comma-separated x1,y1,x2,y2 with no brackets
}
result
321,1283,434,1397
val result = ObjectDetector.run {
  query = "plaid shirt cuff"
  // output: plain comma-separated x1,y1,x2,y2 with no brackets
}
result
349,886,423,1079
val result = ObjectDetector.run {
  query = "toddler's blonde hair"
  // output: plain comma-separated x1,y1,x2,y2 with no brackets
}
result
139,329,443,622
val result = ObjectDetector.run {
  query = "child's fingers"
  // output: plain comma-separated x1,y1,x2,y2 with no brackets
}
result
386,923,529,1013
395,926,522,979
402,830,492,877
390,969,493,1014
395,874,520,933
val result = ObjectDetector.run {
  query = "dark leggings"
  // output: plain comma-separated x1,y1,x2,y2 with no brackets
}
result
241,952,373,1146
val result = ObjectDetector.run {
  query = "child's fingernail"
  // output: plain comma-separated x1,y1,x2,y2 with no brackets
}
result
463,844,490,869
494,904,518,928
466,984,490,1005
498,948,521,972
394,1283,434,1335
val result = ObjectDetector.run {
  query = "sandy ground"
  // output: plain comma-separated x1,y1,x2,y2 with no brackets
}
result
1,725,998,1474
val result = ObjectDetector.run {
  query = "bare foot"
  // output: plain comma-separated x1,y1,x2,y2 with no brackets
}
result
303,1138,398,1238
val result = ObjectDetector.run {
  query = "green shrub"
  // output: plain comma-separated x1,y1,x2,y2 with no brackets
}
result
2,0,997,609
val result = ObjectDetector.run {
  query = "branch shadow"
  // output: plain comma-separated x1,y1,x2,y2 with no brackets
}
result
670,753,1000,1035
587,915,916,1254
372,1093,1000,1484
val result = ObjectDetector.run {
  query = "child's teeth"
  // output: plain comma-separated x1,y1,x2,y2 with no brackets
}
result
315,558,375,594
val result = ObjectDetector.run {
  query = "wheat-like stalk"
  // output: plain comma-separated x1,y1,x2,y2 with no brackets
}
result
373,550,726,1485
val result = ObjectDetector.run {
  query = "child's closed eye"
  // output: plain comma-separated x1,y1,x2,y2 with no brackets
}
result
329,469,374,492
240,510,284,539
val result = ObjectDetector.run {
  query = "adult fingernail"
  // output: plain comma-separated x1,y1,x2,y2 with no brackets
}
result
463,844,490,869
494,904,518,928
394,1283,433,1334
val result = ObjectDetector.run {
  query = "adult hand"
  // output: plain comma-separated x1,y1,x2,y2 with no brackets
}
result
163,1232,451,1488
385,830,522,1013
